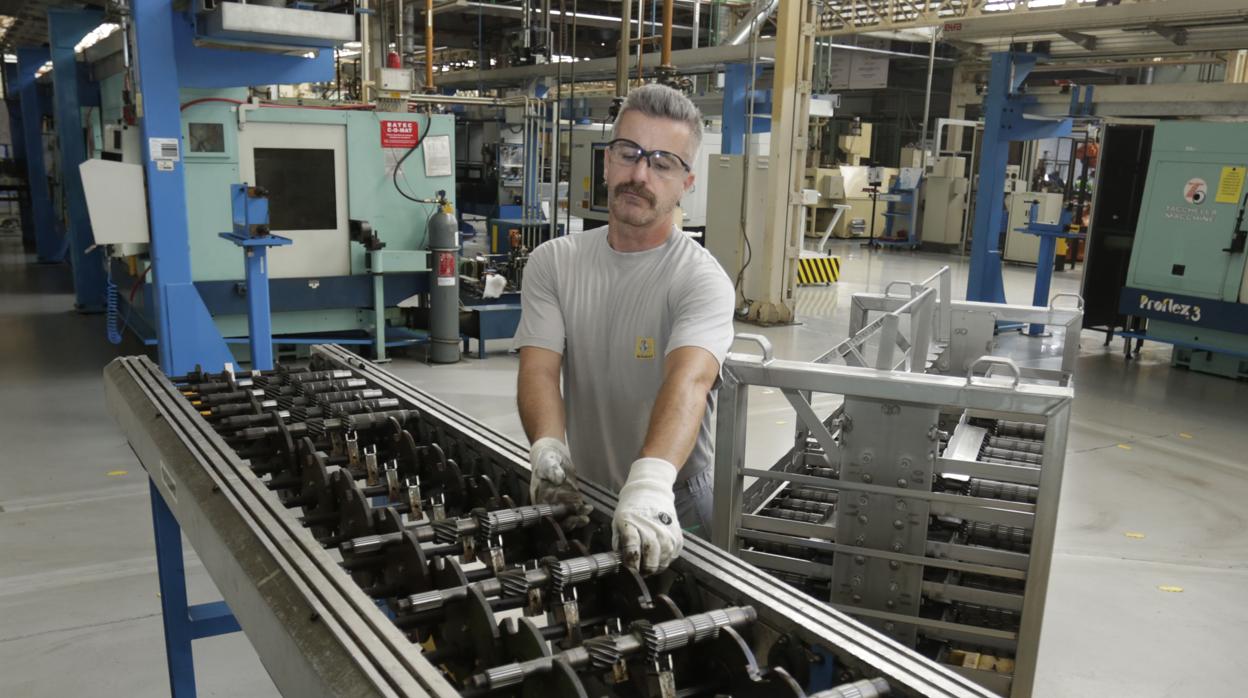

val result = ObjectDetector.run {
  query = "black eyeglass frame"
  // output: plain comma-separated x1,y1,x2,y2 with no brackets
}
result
605,138,692,176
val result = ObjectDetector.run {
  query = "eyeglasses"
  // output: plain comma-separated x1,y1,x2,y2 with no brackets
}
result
605,139,691,180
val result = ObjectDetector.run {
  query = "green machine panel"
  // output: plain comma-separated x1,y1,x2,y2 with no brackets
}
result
1127,121,1248,302
1123,121,1248,378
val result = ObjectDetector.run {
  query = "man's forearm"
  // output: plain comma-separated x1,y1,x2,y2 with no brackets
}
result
638,349,719,469
517,356,567,443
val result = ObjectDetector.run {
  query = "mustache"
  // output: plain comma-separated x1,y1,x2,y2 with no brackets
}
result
612,183,655,205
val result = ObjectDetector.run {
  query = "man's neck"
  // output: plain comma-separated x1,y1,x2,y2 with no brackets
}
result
607,217,671,253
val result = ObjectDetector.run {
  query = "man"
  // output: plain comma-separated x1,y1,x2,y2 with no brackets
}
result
512,83,735,576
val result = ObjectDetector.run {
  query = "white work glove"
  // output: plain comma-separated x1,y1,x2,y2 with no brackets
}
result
612,458,683,576
528,437,593,530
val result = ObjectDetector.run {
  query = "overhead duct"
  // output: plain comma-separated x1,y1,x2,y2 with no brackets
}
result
726,0,779,46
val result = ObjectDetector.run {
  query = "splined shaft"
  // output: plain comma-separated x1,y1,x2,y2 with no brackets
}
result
469,606,757,690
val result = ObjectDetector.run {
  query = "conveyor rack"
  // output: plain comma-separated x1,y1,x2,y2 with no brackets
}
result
105,346,1002,698
712,334,1074,698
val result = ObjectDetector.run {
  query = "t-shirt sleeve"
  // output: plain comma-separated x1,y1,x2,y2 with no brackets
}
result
511,244,566,354
666,262,736,367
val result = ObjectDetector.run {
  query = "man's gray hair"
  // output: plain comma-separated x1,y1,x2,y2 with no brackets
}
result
612,83,704,159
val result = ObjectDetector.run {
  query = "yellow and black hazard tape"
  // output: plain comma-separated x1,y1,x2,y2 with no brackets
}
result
796,255,841,286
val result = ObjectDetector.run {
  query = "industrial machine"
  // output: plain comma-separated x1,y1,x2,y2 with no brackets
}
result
713,268,1082,697
104,347,1002,698
1115,121,1248,378
919,157,969,247
805,165,898,239
568,123,614,229
85,87,456,352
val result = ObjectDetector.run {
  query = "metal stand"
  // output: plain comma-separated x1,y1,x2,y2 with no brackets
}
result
218,184,291,371
149,481,241,697
1019,201,1083,336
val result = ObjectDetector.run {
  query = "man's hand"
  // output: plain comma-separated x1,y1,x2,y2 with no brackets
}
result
612,458,683,575
528,437,592,530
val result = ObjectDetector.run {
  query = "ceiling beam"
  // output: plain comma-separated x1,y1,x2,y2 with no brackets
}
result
431,0,695,34
1147,23,1188,46
1057,30,1097,51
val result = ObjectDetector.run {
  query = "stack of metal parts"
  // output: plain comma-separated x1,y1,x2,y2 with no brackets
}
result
713,273,1082,698
106,346,1000,698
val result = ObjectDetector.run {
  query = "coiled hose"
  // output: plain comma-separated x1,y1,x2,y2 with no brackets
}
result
106,276,123,345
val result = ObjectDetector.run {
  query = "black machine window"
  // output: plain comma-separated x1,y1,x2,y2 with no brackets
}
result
188,122,225,153
254,147,337,231
590,144,609,211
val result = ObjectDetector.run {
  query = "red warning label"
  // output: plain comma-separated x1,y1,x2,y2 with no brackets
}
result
381,120,419,148
437,251,456,277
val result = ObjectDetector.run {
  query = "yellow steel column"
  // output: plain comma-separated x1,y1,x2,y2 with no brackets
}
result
750,0,815,324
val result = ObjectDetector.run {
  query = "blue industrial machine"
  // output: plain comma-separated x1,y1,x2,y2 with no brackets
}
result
1116,121,1248,379
97,94,455,354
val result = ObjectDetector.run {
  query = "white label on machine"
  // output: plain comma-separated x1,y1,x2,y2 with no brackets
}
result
149,137,180,162
437,277,455,286
422,135,452,177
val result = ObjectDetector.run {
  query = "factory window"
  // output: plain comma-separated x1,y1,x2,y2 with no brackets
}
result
187,122,225,153
254,147,337,231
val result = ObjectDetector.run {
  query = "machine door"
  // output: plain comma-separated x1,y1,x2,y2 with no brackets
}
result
238,122,350,279
1129,158,1247,300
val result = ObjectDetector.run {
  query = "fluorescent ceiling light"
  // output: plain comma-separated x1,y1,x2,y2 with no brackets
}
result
75,23,119,54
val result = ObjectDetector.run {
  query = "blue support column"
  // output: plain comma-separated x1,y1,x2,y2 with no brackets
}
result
14,47,62,263
722,63,751,155
966,51,1073,305
3,63,35,248
132,0,233,377
966,53,1014,304
49,7,108,312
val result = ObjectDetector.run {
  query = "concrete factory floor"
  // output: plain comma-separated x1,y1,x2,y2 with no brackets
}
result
2,225,1247,697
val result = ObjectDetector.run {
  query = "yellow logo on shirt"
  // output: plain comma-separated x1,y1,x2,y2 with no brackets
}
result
635,336,655,359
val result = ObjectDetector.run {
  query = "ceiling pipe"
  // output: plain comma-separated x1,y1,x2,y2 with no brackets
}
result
726,0,779,47
425,0,435,91
616,0,633,98
660,0,675,70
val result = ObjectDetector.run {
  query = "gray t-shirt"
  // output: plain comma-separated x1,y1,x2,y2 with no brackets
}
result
513,226,736,490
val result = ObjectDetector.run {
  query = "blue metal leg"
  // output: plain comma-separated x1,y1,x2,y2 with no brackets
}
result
149,478,199,698
1029,235,1058,336
149,479,242,698
243,247,275,371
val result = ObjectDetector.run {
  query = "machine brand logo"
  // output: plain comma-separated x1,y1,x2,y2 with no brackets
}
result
1163,205,1216,223
381,120,420,148
1138,294,1203,323
1183,178,1208,205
